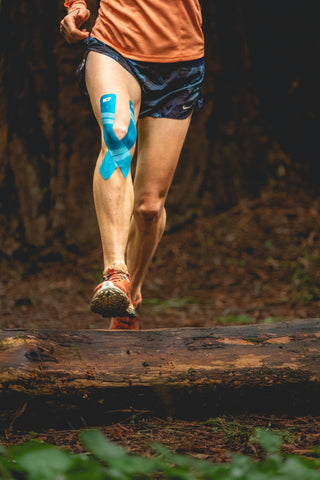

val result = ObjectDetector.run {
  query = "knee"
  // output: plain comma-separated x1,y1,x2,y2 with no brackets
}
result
113,120,129,141
100,119,129,155
133,200,165,227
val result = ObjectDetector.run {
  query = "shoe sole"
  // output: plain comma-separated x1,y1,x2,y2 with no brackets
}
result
109,316,139,330
90,283,136,318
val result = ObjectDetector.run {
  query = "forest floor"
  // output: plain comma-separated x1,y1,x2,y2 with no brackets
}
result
1,184,320,461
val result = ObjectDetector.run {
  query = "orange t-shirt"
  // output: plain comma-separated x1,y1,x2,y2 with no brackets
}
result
64,0,204,62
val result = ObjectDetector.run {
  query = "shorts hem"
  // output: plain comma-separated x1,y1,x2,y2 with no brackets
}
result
139,110,193,120
77,36,205,119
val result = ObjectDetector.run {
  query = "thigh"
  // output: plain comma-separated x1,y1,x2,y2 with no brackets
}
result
85,51,142,136
134,116,192,203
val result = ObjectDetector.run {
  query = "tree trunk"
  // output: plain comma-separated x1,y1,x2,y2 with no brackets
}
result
0,0,100,260
1,319,320,431
1,1,320,257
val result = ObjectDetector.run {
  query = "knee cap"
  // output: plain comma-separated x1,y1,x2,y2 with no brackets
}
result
112,122,129,141
134,202,164,224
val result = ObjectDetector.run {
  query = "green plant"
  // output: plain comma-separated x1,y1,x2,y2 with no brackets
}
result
299,287,320,302
263,239,274,250
0,428,319,480
292,267,311,286
143,296,197,314
199,418,298,452
262,316,285,324
217,314,255,325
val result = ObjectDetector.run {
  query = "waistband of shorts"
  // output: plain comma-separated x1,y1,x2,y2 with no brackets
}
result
85,35,204,68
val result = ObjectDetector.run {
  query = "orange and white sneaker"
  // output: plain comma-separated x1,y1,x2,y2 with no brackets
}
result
110,294,142,330
90,266,136,318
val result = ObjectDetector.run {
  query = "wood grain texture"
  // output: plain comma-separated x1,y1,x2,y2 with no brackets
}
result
1,319,320,430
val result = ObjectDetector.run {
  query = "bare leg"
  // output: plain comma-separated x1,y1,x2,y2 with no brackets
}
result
127,116,192,304
85,51,141,273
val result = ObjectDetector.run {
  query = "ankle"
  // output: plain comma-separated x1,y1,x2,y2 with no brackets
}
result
103,263,129,277
131,292,142,308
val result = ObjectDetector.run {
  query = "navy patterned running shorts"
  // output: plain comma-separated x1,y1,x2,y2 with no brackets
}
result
77,36,205,120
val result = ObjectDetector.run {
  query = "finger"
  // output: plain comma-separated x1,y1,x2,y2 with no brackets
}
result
76,9,90,22
70,7,90,26
63,13,84,33
61,26,89,43
72,29,89,41
60,11,90,43
69,8,80,17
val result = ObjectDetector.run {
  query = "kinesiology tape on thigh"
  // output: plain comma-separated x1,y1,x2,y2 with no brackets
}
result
99,93,137,180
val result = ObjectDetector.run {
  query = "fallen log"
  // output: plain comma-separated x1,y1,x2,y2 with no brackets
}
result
1,319,320,431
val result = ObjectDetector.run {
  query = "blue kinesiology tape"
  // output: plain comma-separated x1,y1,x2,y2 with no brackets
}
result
99,93,137,180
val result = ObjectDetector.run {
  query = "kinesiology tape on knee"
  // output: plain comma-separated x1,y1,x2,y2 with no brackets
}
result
99,93,137,180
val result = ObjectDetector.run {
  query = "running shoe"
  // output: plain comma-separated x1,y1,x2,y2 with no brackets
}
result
90,266,136,318
110,294,142,330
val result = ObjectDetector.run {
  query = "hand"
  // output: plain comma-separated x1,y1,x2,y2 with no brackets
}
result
60,7,91,43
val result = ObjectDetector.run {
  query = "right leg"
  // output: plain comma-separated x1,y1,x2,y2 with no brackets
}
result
85,51,141,316
127,116,192,305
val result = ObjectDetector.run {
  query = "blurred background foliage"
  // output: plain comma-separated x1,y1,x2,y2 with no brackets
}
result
0,0,319,261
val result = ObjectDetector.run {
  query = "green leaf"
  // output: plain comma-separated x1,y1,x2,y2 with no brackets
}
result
280,456,320,479
66,455,107,480
254,428,282,453
15,445,73,480
81,430,161,478
4,428,320,480
81,430,126,462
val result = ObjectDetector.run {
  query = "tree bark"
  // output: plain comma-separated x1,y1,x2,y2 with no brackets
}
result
1,319,320,431
0,0,100,259
2,0,319,258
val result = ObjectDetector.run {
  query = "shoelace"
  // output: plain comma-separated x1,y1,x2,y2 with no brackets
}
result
103,268,130,283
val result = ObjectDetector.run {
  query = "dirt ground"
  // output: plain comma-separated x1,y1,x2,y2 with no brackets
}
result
1,184,320,459
4,415,320,463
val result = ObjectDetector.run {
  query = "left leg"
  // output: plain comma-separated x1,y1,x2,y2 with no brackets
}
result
127,115,192,306
85,52,141,319
110,115,191,329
